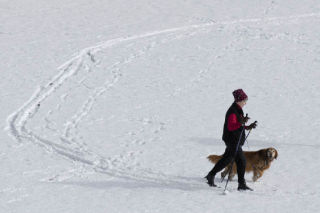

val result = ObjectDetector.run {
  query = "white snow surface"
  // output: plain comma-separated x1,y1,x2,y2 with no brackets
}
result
1,1,320,212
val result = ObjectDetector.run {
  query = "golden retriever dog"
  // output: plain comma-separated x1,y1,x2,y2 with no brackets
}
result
207,147,278,182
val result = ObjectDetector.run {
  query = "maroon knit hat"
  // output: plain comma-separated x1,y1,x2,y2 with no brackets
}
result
232,89,248,102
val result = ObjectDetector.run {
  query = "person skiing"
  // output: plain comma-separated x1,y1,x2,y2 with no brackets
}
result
205,89,257,191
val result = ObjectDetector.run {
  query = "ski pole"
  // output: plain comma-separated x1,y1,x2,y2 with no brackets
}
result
245,121,257,150
245,129,252,150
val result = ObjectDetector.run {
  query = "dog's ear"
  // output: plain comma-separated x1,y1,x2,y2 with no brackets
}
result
274,148,278,159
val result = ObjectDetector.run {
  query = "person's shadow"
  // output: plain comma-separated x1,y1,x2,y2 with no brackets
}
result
50,175,222,192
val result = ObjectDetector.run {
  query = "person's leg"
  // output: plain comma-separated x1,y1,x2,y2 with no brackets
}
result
235,147,253,191
206,147,234,186
235,147,246,185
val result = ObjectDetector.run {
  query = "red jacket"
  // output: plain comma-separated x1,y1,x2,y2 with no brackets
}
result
227,103,247,131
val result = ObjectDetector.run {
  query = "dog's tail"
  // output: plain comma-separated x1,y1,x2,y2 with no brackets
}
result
207,154,223,164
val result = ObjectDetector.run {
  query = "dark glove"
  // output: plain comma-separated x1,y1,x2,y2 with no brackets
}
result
239,114,250,125
245,121,257,130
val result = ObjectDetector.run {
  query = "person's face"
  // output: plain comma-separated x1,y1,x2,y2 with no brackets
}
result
238,99,247,107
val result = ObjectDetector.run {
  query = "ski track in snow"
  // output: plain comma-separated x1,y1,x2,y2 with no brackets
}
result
6,13,320,189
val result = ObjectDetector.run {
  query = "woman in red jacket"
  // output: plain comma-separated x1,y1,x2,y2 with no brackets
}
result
205,89,257,191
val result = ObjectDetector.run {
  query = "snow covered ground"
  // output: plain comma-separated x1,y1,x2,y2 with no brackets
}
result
1,0,320,212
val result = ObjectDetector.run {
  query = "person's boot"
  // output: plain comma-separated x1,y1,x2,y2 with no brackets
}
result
237,182,253,191
205,173,217,187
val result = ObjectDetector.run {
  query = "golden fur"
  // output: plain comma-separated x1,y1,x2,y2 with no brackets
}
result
207,147,278,182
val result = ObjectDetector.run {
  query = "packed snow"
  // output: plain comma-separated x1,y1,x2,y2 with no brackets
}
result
1,0,320,212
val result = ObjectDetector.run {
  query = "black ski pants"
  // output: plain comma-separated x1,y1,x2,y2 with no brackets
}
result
208,145,246,184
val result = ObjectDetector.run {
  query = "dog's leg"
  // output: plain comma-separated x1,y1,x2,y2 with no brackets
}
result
221,167,228,179
258,170,264,180
227,164,236,181
253,169,263,182
228,171,235,181
221,163,233,179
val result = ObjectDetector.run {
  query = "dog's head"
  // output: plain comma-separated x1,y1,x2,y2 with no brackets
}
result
266,147,278,161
